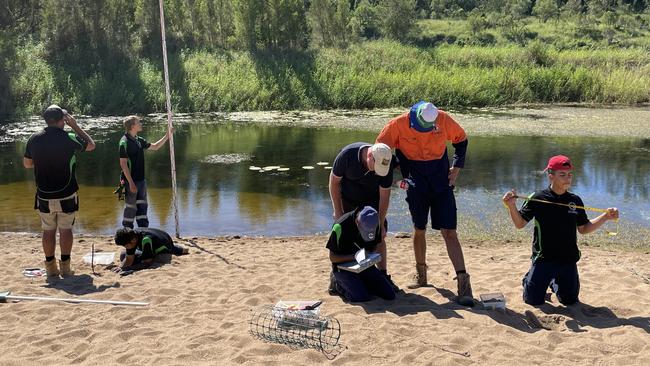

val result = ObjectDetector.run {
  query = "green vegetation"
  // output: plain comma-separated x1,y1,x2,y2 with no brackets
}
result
1,0,649,117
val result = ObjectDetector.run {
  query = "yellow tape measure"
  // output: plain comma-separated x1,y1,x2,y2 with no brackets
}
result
503,195,619,236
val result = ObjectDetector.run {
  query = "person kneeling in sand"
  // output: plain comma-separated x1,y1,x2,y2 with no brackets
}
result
327,206,396,302
502,155,618,306
113,227,188,273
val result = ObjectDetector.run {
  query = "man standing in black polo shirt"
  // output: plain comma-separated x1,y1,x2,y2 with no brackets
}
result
23,105,95,277
118,116,171,228
503,155,619,305
326,206,396,302
329,142,396,289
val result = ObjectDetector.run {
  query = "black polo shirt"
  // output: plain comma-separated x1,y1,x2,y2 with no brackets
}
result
119,133,151,182
325,209,381,261
332,142,395,208
24,126,88,199
134,228,173,260
519,188,590,263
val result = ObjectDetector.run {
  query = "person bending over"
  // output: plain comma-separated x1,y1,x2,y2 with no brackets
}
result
327,206,396,302
113,227,188,273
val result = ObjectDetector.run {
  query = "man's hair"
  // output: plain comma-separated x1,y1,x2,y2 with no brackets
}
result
115,227,138,246
123,115,140,132
43,105,64,125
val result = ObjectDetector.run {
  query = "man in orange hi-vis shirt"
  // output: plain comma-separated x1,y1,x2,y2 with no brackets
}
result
377,101,474,306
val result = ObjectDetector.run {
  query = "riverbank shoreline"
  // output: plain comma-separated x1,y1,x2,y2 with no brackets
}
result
1,232,648,365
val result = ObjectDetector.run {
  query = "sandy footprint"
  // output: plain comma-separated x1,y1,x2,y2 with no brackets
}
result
524,310,565,331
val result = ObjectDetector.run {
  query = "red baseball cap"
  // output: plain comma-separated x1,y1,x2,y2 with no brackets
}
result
546,155,573,171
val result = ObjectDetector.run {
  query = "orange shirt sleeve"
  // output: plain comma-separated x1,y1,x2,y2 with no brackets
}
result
376,117,400,149
442,113,467,143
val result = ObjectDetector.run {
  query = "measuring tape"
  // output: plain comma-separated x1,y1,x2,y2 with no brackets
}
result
503,194,619,236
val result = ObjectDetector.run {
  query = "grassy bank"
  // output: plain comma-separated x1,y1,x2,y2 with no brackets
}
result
8,40,650,116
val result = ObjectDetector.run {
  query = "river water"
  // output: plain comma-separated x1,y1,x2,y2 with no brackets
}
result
1,107,648,245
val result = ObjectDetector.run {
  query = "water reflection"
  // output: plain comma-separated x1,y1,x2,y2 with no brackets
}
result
0,117,648,240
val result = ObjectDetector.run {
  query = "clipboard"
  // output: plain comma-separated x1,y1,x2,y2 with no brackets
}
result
337,253,382,273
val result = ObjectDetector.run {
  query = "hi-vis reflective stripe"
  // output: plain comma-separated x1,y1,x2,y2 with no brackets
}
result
123,217,134,222
136,200,147,204
125,204,136,209
136,215,148,220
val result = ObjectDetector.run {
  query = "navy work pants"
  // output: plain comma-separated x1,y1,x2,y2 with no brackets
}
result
522,260,580,306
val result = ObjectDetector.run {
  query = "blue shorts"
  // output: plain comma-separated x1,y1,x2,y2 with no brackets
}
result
405,186,457,230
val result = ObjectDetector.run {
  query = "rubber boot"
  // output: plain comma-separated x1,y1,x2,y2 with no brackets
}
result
59,259,75,277
44,259,60,277
407,264,428,289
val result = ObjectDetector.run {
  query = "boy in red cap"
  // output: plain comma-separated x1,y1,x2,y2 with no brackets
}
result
502,155,619,305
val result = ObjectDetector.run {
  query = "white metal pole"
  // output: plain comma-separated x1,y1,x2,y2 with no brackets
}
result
158,0,181,238
5,295,148,306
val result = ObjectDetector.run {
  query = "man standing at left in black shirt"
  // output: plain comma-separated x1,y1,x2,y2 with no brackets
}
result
23,105,96,277
502,155,619,306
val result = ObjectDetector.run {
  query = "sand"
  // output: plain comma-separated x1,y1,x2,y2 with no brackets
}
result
1,232,649,365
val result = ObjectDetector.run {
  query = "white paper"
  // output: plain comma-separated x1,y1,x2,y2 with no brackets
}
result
354,248,367,263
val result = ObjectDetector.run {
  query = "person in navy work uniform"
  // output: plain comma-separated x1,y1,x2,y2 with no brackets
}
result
118,115,172,228
328,142,397,289
113,227,189,273
326,206,396,302
23,105,96,277
377,101,473,306
503,155,619,305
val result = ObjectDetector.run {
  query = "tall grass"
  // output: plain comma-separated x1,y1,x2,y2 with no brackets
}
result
7,40,650,116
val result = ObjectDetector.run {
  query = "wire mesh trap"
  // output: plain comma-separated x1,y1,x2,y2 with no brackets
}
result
249,304,342,357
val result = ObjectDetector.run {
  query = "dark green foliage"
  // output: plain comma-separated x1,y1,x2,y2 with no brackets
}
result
0,0,648,117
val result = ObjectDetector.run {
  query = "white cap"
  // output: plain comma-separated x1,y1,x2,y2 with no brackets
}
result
419,102,438,123
369,143,392,177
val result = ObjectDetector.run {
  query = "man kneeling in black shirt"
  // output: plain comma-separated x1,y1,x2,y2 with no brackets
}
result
327,206,396,302
113,227,189,273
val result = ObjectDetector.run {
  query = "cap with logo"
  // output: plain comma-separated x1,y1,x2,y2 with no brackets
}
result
356,206,379,242
370,143,392,177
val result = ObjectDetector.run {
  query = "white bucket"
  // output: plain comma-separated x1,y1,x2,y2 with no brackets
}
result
83,252,116,265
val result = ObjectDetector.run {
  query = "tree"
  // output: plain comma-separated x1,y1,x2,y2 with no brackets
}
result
308,0,354,48
378,0,416,41
351,0,381,39
533,0,559,22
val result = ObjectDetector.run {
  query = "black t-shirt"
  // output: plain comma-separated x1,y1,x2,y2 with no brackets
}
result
119,133,151,182
24,126,88,199
519,188,590,263
332,142,395,208
132,228,173,260
325,209,381,261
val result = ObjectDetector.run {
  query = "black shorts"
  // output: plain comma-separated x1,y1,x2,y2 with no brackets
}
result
405,186,457,230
